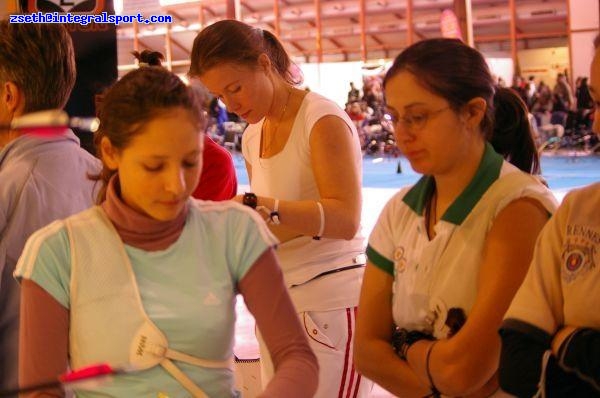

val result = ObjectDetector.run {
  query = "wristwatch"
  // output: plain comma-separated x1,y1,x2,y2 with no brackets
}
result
242,192,258,209
391,327,435,360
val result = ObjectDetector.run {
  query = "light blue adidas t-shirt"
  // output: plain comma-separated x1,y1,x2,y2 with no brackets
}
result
15,201,277,398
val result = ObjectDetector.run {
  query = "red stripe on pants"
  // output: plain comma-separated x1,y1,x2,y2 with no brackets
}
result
337,308,353,398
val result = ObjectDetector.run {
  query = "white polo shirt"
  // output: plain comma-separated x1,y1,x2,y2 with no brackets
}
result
367,144,557,338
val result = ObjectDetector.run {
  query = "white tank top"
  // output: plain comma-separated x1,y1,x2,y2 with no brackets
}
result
242,92,365,288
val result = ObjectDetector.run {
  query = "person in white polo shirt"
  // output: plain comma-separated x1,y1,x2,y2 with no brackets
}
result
499,35,600,397
354,38,557,397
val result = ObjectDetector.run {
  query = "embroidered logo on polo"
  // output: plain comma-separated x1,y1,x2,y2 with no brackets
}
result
562,224,598,283
393,246,407,274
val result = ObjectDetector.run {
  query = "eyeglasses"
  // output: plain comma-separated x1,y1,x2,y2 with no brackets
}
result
386,106,450,133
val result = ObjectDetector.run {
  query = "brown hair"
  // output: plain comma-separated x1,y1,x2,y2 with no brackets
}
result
492,87,540,174
0,21,75,112
188,19,301,85
384,38,538,174
132,50,164,66
92,67,204,203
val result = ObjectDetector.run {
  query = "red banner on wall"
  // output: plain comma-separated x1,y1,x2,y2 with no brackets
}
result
440,9,463,41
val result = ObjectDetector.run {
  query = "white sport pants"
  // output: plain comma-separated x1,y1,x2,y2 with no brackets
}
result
259,306,373,398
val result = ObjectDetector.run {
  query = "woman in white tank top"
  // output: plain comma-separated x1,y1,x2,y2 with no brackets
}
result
190,20,373,398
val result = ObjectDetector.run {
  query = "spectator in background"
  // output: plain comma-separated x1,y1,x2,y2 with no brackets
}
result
532,81,556,139
552,73,575,113
347,100,367,123
499,34,600,397
532,80,554,114
208,96,230,135
574,77,595,132
363,77,385,117
348,81,360,103
576,77,593,111
347,100,369,149
526,75,537,109
0,22,100,395
575,76,583,93
510,75,529,106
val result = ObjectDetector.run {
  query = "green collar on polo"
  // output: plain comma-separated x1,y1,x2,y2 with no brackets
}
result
403,142,503,225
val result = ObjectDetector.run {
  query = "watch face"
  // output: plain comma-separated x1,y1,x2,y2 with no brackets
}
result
243,193,257,209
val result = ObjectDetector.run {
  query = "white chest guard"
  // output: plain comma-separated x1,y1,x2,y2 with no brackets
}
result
66,207,232,397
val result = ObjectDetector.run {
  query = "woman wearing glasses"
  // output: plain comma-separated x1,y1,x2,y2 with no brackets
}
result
354,38,557,397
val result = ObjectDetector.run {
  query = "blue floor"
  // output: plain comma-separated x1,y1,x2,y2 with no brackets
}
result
233,153,600,191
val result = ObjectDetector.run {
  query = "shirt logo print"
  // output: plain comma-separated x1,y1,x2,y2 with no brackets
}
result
394,246,407,274
562,224,598,283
